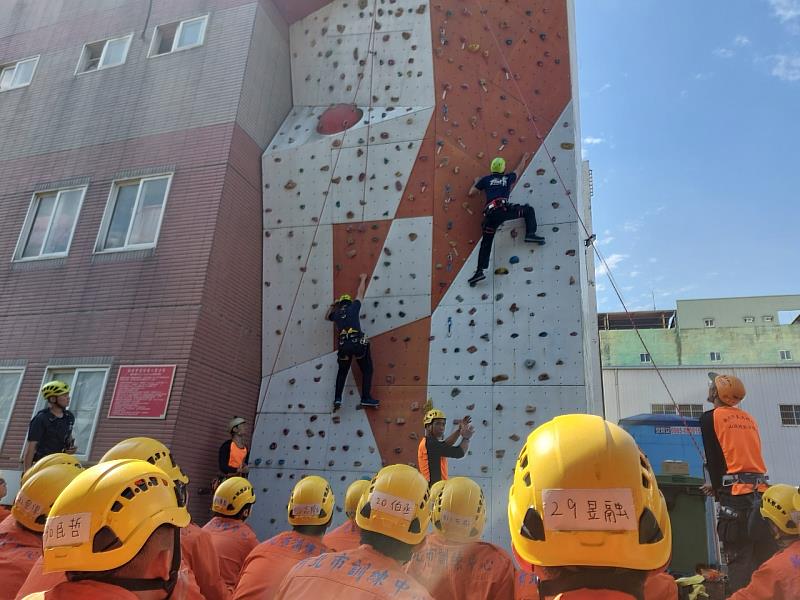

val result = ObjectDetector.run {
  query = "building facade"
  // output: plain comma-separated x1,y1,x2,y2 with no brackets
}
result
0,0,295,516
600,295,800,486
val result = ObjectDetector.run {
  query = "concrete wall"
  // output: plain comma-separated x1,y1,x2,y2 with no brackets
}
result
677,295,800,329
600,326,800,367
252,0,597,549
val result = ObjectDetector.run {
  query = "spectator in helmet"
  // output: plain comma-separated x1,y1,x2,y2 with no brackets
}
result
22,381,76,474
417,403,473,487
219,416,250,479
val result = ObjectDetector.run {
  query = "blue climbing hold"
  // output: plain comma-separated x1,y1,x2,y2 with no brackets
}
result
509,256,520,264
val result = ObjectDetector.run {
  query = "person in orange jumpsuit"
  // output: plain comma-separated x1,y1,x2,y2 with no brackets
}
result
274,464,434,599
0,462,81,597
407,477,515,600
203,476,259,593
101,436,230,600
323,479,370,551
508,415,673,600
20,458,190,600
643,570,677,600
514,570,540,600
699,373,774,593
728,484,800,599
234,475,335,599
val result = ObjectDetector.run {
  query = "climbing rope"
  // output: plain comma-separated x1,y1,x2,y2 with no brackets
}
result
472,0,706,462
262,0,381,402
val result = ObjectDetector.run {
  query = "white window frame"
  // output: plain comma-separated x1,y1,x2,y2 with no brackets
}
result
28,366,110,462
779,404,800,426
763,315,774,323
743,316,755,323
94,174,173,253
640,353,651,363
703,318,715,328
148,15,209,57
13,186,87,262
710,351,721,362
75,34,133,75
780,350,793,361
0,367,26,449
0,55,40,91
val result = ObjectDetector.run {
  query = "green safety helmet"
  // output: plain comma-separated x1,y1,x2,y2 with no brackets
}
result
490,157,506,173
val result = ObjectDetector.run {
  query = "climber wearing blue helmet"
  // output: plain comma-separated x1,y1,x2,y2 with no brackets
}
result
467,153,544,286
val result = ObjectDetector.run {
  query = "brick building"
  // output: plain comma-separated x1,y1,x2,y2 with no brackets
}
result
0,0,295,517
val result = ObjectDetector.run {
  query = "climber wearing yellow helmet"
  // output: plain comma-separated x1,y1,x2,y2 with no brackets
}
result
326,272,378,410
467,153,543,286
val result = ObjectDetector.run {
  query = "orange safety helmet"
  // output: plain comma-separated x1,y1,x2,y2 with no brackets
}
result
708,372,746,406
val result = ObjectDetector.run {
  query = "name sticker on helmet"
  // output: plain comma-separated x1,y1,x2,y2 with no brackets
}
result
441,509,472,530
542,488,637,532
44,512,92,547
370,491,414,522
14,492,42,518
292,503,322,517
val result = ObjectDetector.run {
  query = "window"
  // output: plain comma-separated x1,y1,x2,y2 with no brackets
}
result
14,187,86,260
35,368,109,459
651,403,703,418
779,404,800,426
710,351,721,362
640,353,651,363
150,15,208,56
703,318,715,328
743,316,755,323
763,315,774,323
0,369,25,447
96,175,172,252
77,35,132,73
0,56,39,91
780,350,793,361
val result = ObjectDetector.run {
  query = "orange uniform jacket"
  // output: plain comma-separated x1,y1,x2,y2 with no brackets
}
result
21,580,139,599
233,530,329,599
182,521,230,600
0,516,43,598
729,539,800,600
643,571,678,600
551,592,636,599
275,544,433,599
203,517,259,592
701,406,767,495
323,520,361,552
406,533,515,600
515,569,540,600
0,506,10,522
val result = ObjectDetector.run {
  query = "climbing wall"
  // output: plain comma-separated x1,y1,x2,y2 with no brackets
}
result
251,0,598,548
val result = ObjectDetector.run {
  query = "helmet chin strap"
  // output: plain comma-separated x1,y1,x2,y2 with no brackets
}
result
78,527,182,597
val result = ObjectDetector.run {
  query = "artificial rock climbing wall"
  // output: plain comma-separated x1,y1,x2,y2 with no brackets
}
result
251,0,599,548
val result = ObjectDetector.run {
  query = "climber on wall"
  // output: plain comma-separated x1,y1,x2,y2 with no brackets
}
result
467,153,544,286
326,272,378,411
418,403,474,486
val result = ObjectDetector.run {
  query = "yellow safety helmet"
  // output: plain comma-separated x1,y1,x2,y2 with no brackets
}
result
21,453,82,486
429,480,447,508
508,414,671,570
41,459,189,573
490,157,506,173
344,479,371,520
212,476,256,516
12,464,82,533
288,475,335,526
336,294,353,304
101,437,189,485
423,408,447,426
760,484,800,535
41,380,70,400
432,477,486,543
708,372,746,406
356,464,430,545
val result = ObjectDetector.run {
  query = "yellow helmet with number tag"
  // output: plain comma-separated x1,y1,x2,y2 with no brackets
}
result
288,475,335,526
212,476,255,516
356,464,430,545
508,414,671,570
432,476,486,542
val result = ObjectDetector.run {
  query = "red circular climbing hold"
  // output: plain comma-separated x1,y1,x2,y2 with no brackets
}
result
317,104,364,135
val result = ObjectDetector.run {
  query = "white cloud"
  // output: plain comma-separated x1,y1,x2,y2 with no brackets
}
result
734,35,751,46
596,83,612,93
630,271,640,278
770,54,800,81
622,285,634,292
583,136,605,145
596,282,607,292
596,253,628,277
769,0,800,22
714,47,735,59
622,220,640,233
598,235,615,246
648,257,658,263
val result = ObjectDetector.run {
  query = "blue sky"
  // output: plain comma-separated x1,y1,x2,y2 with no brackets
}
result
575,0,799,312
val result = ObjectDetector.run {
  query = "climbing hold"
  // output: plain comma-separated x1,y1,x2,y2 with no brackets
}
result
509,256,519,264
566,249,576,256
495,450,506,459
538,373,550,381
495,404,503,411
525,405,537,414
450,388,461,397
494,267,509,275
524,359,536,369
492,374,509,383
284,180,297,190
509,303,519,313
509,434,520,442
466,346,477,353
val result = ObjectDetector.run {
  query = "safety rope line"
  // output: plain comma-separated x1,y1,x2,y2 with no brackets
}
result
262,0,381,400
473,0,706,461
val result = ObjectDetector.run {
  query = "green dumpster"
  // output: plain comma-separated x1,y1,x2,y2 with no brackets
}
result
658,474,711,575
